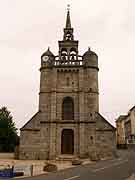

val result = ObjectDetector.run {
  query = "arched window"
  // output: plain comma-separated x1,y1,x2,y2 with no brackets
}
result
70,48,76,54
66,77,70,86
70,48,77,60
65,31,72,40
61,48,68,61
62,97,74,120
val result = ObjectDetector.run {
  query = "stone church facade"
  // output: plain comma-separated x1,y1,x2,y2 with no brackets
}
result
19,10,116,160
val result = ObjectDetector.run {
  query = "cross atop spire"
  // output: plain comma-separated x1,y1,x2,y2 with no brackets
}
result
65,4,71,29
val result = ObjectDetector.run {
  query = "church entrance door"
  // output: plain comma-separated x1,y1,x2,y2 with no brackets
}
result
61,129,74,154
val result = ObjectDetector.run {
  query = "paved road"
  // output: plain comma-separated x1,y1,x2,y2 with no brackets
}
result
3,152,135,180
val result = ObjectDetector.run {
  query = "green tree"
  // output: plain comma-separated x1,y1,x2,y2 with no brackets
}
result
0,107,18,152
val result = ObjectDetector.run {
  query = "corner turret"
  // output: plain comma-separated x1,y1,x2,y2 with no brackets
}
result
41,47,55,67
83,47,98,68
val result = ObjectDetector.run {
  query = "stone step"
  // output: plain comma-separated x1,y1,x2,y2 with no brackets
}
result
56,155,77,161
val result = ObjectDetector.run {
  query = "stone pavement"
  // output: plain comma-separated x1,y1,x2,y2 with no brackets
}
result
0,158,92,177
126,174,135,180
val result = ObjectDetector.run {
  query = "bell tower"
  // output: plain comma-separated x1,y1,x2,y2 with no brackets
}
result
20,6,118,162
58,8,79,63
39,6,99,159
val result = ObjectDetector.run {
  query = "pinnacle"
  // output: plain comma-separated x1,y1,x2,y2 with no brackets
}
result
65,7,71,29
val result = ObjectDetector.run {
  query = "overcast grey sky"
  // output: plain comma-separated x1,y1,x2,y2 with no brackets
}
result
0,0,135,129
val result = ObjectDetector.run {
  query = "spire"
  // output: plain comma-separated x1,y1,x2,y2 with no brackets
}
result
65,4,71,29
59,6,79,62
63,5,74,41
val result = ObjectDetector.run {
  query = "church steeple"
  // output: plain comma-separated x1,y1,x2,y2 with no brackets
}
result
63,5,74,41
58,6,79,63
65,8,71,29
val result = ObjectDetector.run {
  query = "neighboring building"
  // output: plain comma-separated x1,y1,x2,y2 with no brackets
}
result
19,9,116,160
116,115,127,147
116,106,135,146
126,106,135,144
124,115,131,143
129,106,135,135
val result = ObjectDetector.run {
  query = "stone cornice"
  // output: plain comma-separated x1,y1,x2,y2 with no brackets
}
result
96,129,115,132
40,66,99,71
40,121,96,124
21,129,40,131
39,91,99,94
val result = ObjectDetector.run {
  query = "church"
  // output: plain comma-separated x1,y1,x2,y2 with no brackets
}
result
19,9,116,160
